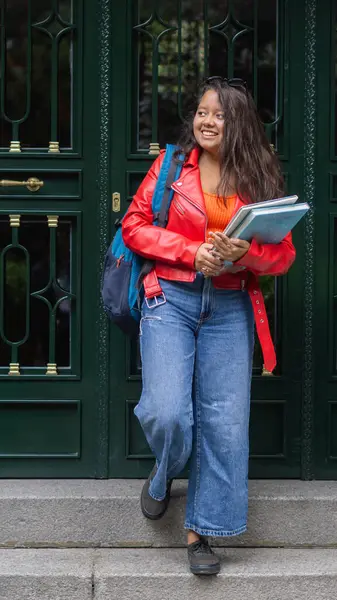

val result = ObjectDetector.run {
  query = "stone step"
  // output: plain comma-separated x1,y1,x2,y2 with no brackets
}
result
1,479,337,548
1,548,337,600
0,549,92,600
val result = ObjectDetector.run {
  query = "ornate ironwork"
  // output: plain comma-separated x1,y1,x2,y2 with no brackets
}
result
0,1,76,152
131,0,283,375
0,214,76,376
95,0,111,477
302,0,317,480
133,0,283,152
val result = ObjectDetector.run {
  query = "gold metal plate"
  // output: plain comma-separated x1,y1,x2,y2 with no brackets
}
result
49,141,60,153
9,363,20,375
112,192,121,212
9,214,21,227
47,215,59,228
149,142,160,155
9,141,21,153
46,363,58,375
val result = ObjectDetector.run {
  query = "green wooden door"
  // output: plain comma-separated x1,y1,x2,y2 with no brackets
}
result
2,0,334,480
0,0,106,476
314,0,337,478
108,0,307,478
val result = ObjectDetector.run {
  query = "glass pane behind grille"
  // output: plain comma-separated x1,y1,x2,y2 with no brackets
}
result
133,0,281,152
132,0,280,374
0,0,74,151
0,216,75,372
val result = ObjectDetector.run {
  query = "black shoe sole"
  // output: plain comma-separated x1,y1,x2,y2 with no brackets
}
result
141,503,167,520
140,479,172,521
189,563,221,576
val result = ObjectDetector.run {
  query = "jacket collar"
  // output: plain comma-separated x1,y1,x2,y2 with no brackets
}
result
171,147,205,213
184,146,200,167
173,147,244,217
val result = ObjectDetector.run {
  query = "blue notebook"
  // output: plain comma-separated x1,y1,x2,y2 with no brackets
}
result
222,202,309,267
224,195,298,237
230,203,309,243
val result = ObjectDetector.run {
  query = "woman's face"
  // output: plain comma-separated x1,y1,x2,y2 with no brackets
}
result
193,89,225,155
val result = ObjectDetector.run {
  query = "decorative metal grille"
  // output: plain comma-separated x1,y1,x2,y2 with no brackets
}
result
130,0,285,375
0,213,79,376
132,0,285,155
0,0,77,152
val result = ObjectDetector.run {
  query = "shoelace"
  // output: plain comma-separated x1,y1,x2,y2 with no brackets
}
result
192,541,214,555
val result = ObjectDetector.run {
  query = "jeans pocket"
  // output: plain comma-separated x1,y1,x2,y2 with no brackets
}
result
139,315,162,336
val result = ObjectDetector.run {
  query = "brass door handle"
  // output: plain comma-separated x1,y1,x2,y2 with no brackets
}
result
0,177,44,192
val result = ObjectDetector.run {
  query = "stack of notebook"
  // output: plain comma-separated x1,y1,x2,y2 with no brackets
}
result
224,194,309,243
222,194,309,267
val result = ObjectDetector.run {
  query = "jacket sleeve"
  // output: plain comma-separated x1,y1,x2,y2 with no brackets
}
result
122,153,201,269
235,232,296,276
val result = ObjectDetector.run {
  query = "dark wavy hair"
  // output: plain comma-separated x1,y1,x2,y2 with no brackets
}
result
178,79,284,203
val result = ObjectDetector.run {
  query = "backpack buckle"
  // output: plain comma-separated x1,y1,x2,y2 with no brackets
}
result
145,293,166,309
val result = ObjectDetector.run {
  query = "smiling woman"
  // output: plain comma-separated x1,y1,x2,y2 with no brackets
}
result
121,76,296,575
180,77,284,203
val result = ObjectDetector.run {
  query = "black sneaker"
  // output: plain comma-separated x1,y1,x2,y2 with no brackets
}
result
140,465,172,520
187,539,220,575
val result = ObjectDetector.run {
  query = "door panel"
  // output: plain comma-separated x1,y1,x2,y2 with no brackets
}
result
0,0,102,476
109,0,305,478
315,0,337,478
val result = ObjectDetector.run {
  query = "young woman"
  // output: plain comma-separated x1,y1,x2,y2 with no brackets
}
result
122,77,295,575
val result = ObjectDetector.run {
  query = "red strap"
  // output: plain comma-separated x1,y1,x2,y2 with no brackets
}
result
143,270,163,299
247,278,276,373
144,270,276,372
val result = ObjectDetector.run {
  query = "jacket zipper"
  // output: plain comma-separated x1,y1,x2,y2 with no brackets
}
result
173,198,185,215
171,183,249,286
171,183,208,241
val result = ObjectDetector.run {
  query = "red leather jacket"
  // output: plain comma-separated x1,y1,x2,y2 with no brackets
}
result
122,147,296,372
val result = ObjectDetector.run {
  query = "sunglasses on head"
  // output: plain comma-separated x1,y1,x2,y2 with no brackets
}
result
204,76,248,93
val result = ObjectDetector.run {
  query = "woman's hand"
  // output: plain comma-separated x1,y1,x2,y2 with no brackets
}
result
208,232,250,263
194,243,223,276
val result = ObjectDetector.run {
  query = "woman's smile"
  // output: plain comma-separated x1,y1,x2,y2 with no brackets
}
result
201,130,218,138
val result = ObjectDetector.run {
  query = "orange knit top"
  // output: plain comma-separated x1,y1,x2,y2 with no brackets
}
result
204,191,237,242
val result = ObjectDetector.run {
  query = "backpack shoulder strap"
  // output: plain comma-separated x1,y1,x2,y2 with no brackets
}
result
152,144,185,228
136,145,185,291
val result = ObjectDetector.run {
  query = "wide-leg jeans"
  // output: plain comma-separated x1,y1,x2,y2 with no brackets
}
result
135,275,254,537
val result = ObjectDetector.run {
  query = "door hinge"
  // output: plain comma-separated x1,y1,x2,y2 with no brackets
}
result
112,192,120,212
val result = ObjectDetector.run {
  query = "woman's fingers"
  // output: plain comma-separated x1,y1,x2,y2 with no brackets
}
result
231,238,250,250
210,231,232,245
210,233,233,252
201,256,222,270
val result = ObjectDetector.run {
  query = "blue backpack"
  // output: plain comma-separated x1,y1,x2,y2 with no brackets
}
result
101,144,185,335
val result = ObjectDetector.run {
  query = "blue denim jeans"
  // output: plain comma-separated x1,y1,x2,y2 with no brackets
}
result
135,275,254,537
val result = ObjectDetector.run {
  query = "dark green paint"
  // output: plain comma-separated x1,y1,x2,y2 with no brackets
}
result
0,0,102,477
108,0,304,479
313,0,337,479
0,0,335,479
